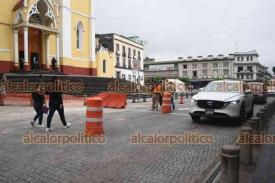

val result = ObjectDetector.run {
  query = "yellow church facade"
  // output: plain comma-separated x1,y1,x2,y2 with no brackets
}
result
0,0,97,75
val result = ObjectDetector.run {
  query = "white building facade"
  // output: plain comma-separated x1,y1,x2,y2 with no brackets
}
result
114,35,144,85
178,54,235,81
233,51,270,81
96,33,145,85
145,50,271,83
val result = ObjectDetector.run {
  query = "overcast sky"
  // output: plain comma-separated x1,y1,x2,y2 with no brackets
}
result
94,0,275,71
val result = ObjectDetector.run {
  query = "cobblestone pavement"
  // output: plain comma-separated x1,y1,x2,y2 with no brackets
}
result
0,98,263,183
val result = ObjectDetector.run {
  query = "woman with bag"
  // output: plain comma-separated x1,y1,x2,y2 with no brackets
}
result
31,85,47,128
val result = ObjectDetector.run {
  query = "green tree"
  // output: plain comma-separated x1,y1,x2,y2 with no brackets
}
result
213,78,224,81
272,67,275,75
145,76,161,83
179,77,190,84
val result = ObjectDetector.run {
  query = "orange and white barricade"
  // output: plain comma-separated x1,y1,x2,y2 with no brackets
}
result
161,92,172,114
85,97,104,136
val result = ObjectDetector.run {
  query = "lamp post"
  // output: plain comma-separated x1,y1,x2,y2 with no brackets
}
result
133,59,140,101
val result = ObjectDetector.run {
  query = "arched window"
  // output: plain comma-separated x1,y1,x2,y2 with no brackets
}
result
103,60,106,73
76,21,84,49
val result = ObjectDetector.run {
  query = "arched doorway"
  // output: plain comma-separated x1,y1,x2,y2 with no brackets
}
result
13,0,59,71
18,27,42,70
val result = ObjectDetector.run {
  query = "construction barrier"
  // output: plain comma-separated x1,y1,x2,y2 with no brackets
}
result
2,92,128,108
97,92,127,109
161,92,172,114
4,93,32,106
3,93,87,106
85,97,104,136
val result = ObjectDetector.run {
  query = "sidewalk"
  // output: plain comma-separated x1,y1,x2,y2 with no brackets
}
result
240,116,275,183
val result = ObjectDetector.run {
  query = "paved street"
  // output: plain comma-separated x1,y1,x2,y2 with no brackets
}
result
0,98,267,183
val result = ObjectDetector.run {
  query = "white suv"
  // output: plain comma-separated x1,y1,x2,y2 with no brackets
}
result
189,80,254,123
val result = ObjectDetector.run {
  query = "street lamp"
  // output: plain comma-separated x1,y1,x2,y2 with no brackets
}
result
133,58,140,100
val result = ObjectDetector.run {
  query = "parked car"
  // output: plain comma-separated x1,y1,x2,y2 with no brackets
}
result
247,82,267,104
266,79,275,96
189,80,254,123
267,90,275,96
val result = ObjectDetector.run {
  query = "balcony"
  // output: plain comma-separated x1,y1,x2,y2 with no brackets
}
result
116,50,120,55
238,70,254,73
144,70,179,79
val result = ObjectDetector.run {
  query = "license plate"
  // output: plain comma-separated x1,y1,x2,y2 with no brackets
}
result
205,109,214,115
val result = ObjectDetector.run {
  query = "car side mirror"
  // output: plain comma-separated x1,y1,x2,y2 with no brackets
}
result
199,88,204,92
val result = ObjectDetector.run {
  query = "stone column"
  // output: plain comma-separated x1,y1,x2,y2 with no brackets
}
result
257,112,264,131
23,27,30,71
221,145,240,183
240,127,253,165
45,33,50,70
249,117,260,133
13,29,19,71
56,33,60,71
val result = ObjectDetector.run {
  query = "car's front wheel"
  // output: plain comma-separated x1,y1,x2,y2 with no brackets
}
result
191,115,200,122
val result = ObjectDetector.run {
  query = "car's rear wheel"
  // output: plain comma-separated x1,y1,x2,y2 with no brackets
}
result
191,115,200,122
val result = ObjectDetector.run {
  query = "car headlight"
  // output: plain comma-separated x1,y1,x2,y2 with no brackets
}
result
229,100,240,104
191,98,197,104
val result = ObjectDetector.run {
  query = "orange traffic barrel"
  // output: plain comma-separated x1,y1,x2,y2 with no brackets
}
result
85,97,104,136
161,92,172,114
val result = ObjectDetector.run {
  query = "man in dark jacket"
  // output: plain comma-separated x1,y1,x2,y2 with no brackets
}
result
46,76,70,132
31,85,46,128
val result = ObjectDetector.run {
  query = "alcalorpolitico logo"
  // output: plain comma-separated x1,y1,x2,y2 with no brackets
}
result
130,132,213,146
22,132,105,146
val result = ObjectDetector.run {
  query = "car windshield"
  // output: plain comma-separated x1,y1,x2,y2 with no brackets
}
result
203,81,242,93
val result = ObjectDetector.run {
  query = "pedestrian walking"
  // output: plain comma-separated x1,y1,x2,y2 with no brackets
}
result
45,76,70,132
171,95,175,110
31,85,46,128
168,81,176,110
151,82,162,111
